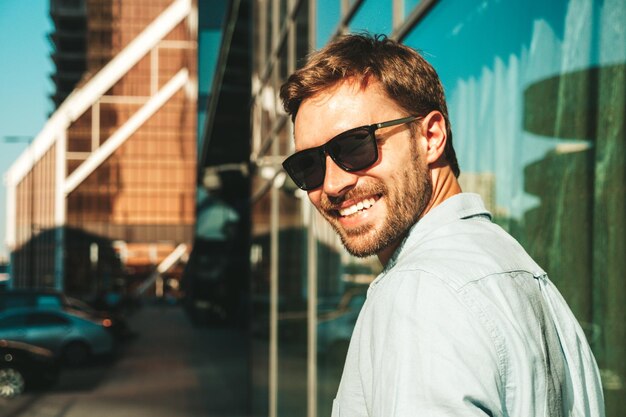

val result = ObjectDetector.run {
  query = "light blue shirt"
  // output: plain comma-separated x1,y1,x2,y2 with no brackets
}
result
332,193,604,417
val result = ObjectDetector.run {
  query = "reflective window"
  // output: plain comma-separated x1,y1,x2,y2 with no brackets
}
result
197,0,225,141
295,0,310,67
404,0,421,17
349,0,392,34
253,0,626,416
316,0,341,47
250,181,271,416
316,253,374,413
276,192,307,414
36,295,63,309
405,0,625,414
26,312,68,326
266,0,274,58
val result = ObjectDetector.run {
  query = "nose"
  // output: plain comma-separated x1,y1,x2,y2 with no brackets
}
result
322,155,358,197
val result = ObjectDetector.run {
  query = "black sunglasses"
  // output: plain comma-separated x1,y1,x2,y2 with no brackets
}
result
282,115,419,191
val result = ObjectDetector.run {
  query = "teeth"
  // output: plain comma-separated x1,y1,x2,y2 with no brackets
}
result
339,198,376,217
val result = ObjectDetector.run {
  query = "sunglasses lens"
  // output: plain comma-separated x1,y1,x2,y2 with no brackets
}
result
284,149,325,190
283,128,377,191
329,129,376,171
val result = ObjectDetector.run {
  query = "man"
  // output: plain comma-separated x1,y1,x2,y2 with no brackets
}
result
280,34,604,416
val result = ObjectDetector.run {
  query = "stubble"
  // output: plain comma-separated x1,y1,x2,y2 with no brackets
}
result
318,143,432,258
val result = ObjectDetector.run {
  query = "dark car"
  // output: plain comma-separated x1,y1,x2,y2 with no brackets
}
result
0,339,60,397
0,308,114,366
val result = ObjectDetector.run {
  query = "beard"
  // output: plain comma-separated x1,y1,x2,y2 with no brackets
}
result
318,146,432,258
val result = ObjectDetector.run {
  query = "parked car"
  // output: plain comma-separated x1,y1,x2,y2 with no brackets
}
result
0,289,68,311
0,308,114,366
65,296,133,340
0,289,133,341
0,339,60,398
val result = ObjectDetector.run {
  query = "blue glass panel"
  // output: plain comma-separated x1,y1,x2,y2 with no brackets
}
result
349,0,392,35
405,0,569,94
197,31,222,140
197,0,226,144
403,0,592,215
197,111,207,143
317,0,341,47
404,0,421,17
199,0,227,29
199,32,222,92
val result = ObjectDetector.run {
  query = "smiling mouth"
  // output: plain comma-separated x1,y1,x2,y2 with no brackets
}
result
337,196,379,217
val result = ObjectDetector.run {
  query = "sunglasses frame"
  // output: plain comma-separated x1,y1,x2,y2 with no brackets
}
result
283,115,419,191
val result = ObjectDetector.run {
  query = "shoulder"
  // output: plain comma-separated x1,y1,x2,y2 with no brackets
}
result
369,266,502,338
374,217,548,343
361,268,508,407
367,267,503,358
393,215,544,290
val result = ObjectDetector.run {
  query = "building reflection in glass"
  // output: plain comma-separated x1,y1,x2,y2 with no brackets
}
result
246,0,625,416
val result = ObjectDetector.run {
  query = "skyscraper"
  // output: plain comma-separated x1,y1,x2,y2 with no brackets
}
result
49,0,87,109
5,0,197,296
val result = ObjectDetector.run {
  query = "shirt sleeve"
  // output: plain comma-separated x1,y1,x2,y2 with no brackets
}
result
364,270,506,417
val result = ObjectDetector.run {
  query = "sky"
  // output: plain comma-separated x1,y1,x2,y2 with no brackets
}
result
0,0,53,260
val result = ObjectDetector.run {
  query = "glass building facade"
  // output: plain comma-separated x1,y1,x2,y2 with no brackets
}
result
5,0,623,415
49,0,87,108
249,0,625,416
6,0,197,297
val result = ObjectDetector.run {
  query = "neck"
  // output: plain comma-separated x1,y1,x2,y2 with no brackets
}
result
377,242,401,266
377,165,462,267
422,164,462,218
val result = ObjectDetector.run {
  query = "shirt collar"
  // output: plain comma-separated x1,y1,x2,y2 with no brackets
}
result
372,193,491,285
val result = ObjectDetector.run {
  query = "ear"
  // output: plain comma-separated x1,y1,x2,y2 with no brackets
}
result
420,111,447,165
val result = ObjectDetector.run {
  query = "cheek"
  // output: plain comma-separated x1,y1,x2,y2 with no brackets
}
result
371,150,413,180
378,137,415,166
308,190,322,208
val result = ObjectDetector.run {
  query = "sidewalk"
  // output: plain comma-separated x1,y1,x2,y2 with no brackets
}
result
0,303,249,417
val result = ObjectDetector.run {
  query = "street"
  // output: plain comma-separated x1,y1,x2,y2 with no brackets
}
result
0,303,248,417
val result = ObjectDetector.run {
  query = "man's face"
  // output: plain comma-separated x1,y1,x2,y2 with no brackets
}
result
294,80,433,258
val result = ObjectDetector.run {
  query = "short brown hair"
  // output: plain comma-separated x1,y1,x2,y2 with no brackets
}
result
280,33,460,177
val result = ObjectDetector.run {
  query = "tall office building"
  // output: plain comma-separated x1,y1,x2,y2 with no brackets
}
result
49,0,87,109
5,0,197,296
